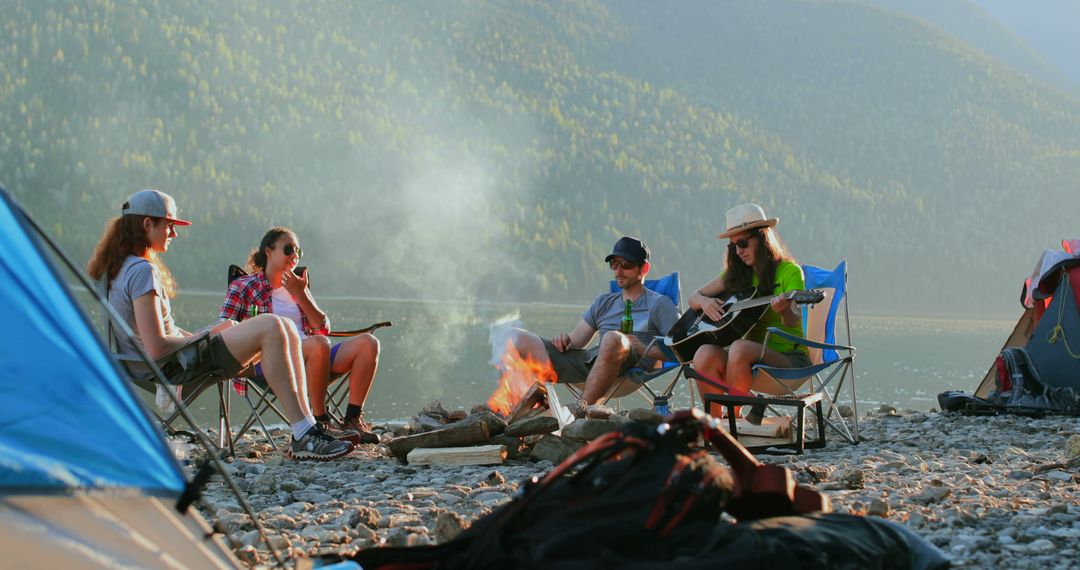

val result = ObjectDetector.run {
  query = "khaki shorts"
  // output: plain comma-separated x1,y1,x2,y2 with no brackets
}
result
543,338,642,384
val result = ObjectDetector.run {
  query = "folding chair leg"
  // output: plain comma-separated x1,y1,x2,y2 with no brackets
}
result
243,392,278,446
324,372,352,424
217,383,235,457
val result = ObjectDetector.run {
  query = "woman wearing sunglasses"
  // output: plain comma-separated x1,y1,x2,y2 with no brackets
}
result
220,227,381,445
89,190,354,461
686,203,811,403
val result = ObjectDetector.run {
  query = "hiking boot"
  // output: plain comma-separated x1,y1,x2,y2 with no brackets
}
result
316,420,362,445
340,415,381,444
287,425,355,461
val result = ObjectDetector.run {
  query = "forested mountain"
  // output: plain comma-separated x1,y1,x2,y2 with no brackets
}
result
974,0,1080,90
2,0,1079,317
862,0,1076,94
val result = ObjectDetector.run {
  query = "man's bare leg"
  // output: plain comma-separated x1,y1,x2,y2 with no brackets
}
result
581,331,631,404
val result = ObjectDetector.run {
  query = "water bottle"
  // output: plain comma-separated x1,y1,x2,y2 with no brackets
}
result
249,303,258,319
653,395,671,416
620,300,634,334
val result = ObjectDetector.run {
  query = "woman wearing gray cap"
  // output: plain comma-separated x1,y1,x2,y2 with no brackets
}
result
88,189,354,460
687,203,811,405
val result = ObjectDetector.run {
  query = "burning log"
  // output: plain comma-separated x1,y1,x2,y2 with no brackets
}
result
506,382,549,424
457,410,507,436
407,444,508,466
387,421,491,462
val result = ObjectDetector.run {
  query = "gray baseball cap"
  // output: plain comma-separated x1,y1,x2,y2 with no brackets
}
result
121,189,191,226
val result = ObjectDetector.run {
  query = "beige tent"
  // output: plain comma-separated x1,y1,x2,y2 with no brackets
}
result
0,495,239,569
974,308,1036,398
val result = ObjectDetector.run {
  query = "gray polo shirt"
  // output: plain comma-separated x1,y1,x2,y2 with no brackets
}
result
582,288,680,366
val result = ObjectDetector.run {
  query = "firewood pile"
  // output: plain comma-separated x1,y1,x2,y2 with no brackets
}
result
384,382,667,466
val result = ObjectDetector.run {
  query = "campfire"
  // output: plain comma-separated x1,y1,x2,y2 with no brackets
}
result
486,339,557,416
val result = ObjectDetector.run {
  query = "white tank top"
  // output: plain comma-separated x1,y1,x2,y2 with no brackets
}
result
271,287,307,339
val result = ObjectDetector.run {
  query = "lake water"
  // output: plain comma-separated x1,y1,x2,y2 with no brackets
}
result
80,292,1015,424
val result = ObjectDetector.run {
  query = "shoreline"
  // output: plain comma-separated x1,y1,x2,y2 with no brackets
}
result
68,283,1020,322
195,410,1080,568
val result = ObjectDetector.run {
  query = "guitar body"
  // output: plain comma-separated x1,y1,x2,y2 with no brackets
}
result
667,287,769,362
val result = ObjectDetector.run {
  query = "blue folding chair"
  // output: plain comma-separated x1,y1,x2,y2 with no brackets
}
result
590,272,689,412
704,261,859,450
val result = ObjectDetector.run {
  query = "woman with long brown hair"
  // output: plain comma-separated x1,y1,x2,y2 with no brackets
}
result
687,203,811,400
220,227,381,444
88,189,354,460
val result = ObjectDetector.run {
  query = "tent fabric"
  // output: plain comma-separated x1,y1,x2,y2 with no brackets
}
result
975,308,1036,398
1026,268,1080,391
0,494,236,569
0,190,183,493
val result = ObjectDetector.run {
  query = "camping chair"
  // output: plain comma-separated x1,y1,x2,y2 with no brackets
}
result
226,264,392,442
562,272,691,413
701,261,859,452
103,303,256,455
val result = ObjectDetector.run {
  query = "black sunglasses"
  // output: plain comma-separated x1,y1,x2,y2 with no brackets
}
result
275,244,303,258
726,237,755,252
609,259,640,271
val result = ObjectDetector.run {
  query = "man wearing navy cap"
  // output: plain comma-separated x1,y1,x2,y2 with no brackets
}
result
508,236,680,417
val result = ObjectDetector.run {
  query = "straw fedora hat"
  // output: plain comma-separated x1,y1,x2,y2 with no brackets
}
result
715,203,778,239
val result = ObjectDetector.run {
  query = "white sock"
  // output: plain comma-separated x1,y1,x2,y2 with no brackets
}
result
290,416,316,440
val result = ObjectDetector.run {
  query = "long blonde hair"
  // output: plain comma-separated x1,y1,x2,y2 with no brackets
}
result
87,215,177,298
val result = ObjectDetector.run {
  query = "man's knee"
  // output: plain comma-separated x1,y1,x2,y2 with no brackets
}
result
598,331,631,360
509,328,543,357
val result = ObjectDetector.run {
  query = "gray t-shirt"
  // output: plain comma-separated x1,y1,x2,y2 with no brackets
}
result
582,288,680,366
106,255,177,369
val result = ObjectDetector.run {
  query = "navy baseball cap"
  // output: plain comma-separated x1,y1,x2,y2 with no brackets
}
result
605,236,650,265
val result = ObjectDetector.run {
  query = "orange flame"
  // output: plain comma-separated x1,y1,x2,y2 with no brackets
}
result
486,339,557,415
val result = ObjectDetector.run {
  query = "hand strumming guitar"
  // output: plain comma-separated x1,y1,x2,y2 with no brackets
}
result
690,290,727,322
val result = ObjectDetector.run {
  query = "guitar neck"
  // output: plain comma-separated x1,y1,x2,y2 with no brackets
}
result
728,296,775,311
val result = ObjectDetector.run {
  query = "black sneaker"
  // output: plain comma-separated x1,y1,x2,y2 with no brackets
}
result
317,420,362,445
287,425,355,461
340,415,381,444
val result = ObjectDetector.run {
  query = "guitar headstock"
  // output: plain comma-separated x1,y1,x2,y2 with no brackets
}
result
784,289,825,305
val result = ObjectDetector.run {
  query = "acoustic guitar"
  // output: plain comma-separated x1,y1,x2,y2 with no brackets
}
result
664,288,825,362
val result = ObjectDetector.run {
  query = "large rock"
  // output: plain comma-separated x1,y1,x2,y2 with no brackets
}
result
561,418,618,441
530,434,583,463
628,408,664,425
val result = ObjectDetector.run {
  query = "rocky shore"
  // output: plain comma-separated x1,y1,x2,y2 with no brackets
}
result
194,408,1080,568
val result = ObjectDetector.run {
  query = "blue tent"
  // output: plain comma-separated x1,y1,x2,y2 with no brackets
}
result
0,189,239,567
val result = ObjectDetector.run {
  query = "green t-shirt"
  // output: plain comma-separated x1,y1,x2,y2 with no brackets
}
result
741,260,807,355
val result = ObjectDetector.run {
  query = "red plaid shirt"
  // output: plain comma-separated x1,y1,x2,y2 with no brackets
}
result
220,271,330,337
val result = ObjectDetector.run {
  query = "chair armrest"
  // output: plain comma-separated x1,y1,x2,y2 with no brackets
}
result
328,321,393,337
763,327,854,352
